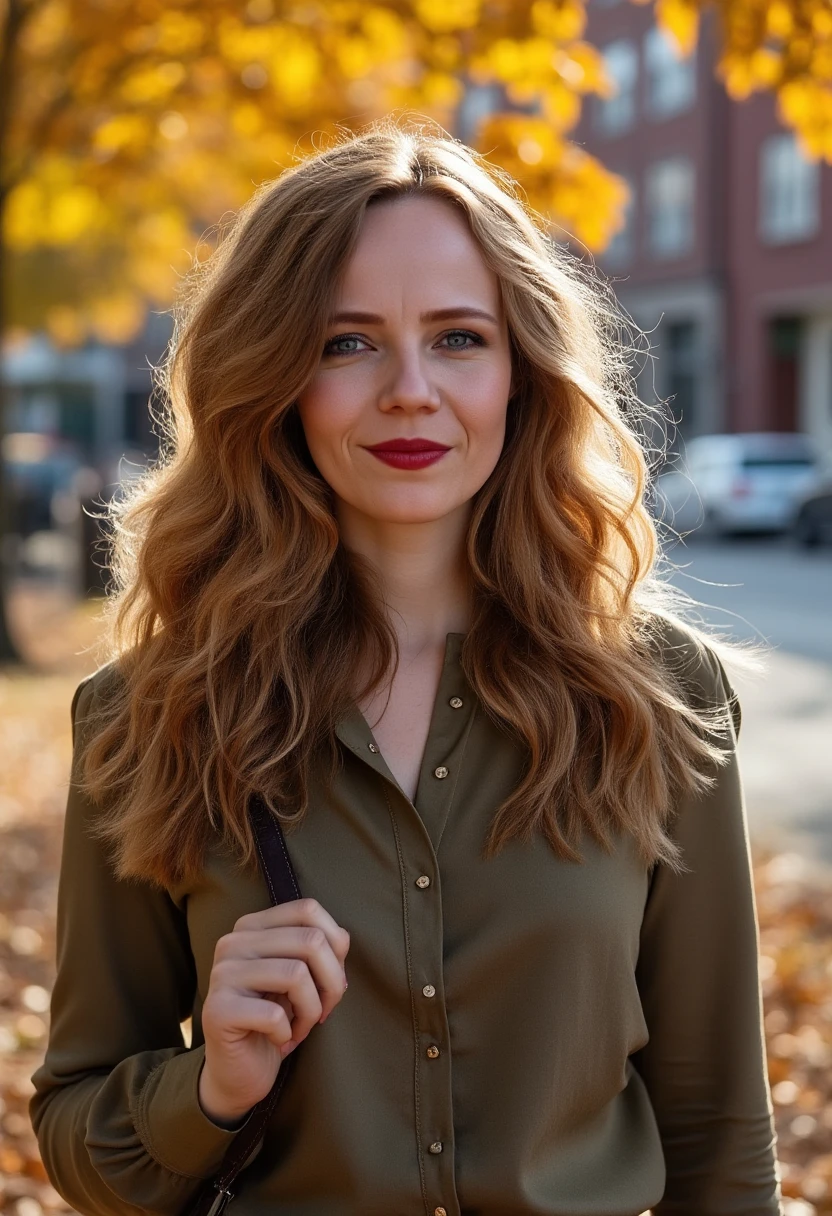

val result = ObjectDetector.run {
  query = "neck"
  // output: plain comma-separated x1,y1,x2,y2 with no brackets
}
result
336,499,472,657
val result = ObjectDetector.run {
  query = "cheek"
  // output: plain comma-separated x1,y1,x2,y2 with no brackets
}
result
297,378,358,448
457,368,512,447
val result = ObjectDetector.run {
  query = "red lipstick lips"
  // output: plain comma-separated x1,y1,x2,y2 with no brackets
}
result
364,438,451,470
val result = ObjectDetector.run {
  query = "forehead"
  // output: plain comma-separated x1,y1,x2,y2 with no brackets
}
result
335,194,500,309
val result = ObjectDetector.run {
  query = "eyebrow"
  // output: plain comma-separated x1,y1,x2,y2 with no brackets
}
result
328,307,499,325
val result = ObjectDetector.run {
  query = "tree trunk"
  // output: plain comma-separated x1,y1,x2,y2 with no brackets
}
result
0,0,25,662
0,192,24,664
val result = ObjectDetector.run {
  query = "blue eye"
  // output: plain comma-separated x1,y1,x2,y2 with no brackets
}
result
323,333,369,357
442,330,485,350
322,329,485,357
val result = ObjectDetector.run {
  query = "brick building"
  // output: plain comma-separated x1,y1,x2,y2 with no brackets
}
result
572,0,832,456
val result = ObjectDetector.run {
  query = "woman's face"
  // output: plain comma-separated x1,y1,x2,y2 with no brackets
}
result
296,194,513,529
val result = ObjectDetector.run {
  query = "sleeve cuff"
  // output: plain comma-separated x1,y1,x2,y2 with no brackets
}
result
136,1044,256,1179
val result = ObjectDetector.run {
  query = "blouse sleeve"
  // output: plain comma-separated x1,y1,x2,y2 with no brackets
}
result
631,644,784,1215
29,675,256,1216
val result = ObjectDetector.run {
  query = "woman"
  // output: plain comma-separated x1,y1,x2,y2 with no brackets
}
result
30,120,783,1215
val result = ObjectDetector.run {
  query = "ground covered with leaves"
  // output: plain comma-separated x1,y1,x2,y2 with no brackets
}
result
0,587,830,1215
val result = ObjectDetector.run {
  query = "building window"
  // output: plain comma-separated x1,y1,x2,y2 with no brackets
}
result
594,41,638,135
759,133,820,244
644,25,696,118
455,82,503,145
603,173,637,266
646,156,695,257
665,320,699,432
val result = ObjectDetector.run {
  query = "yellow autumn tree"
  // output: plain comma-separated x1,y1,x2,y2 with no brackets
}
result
0,0,830,660
4,0,827,353
1,0,617,352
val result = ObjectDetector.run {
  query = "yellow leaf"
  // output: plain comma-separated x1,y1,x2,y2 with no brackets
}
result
812,5,832,38
778,79,815,125
118,63,186,106
135,207,191,252
232,102,265,137
156,11,205,56
414,0,482,33
655,0,699,56
810,43,832,80
766,2,794,41
487,39,525,82
335,35,376,79
92,114,152,156
362,7,408,57
49,186,106,245
421,71,465,108
44,306,87,349
132,254,182,303
719,53,756,99
540,83,583,130
89,293,147,345
323,0,364,21
750,47,782,87
431,35,462,70
530,0,586,42
4,183,44,251
18,0,70,56
560,42,609,92
217,18,279,65
270,33,321,102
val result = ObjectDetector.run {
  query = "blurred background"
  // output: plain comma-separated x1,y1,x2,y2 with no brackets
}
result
0,0,831,1212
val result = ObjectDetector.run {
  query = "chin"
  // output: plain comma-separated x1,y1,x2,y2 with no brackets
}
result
360,496,467,524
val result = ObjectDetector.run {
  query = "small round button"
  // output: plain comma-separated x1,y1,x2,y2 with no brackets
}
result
368,742,379,753
449,697,463,709
422,983,436,998
416,875,431,888
426,1045,440,1059
428,1141,443,1154
434,766,448,779
435,1208,448,1216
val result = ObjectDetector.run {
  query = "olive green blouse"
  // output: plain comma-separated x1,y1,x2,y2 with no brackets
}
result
30,620,783,1216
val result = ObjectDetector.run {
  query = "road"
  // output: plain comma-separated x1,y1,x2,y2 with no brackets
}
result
662,534,832,664
662,536,832,861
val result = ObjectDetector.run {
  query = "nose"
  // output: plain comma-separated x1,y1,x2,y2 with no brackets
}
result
377,346,441,413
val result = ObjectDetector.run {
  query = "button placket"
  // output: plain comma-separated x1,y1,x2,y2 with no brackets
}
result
411,637,473,853
342,637,468,1216
407,640,471,1214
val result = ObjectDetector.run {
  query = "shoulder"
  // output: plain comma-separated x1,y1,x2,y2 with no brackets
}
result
642,611,719,684
70,659,128,744
639,610,741,737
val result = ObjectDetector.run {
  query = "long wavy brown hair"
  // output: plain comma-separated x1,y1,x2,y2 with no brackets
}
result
77,116,752,892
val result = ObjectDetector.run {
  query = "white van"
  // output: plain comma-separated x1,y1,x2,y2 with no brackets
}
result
653,432,821,538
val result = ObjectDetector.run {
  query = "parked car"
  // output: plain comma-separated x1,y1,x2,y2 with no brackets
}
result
791,477,832,547
653,432,822,538
2,431,85,538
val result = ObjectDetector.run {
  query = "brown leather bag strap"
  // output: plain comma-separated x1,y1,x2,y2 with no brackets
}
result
184,795,302,1216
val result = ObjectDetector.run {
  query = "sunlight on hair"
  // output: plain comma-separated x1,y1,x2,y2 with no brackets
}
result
73,116,765,891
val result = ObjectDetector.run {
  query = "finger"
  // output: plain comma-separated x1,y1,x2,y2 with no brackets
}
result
209,992,293,1051
234,899,351,964
216,923,348,1006
222,956,331,1043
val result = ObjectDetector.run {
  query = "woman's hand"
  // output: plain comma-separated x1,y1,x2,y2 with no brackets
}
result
198,898,350,1127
